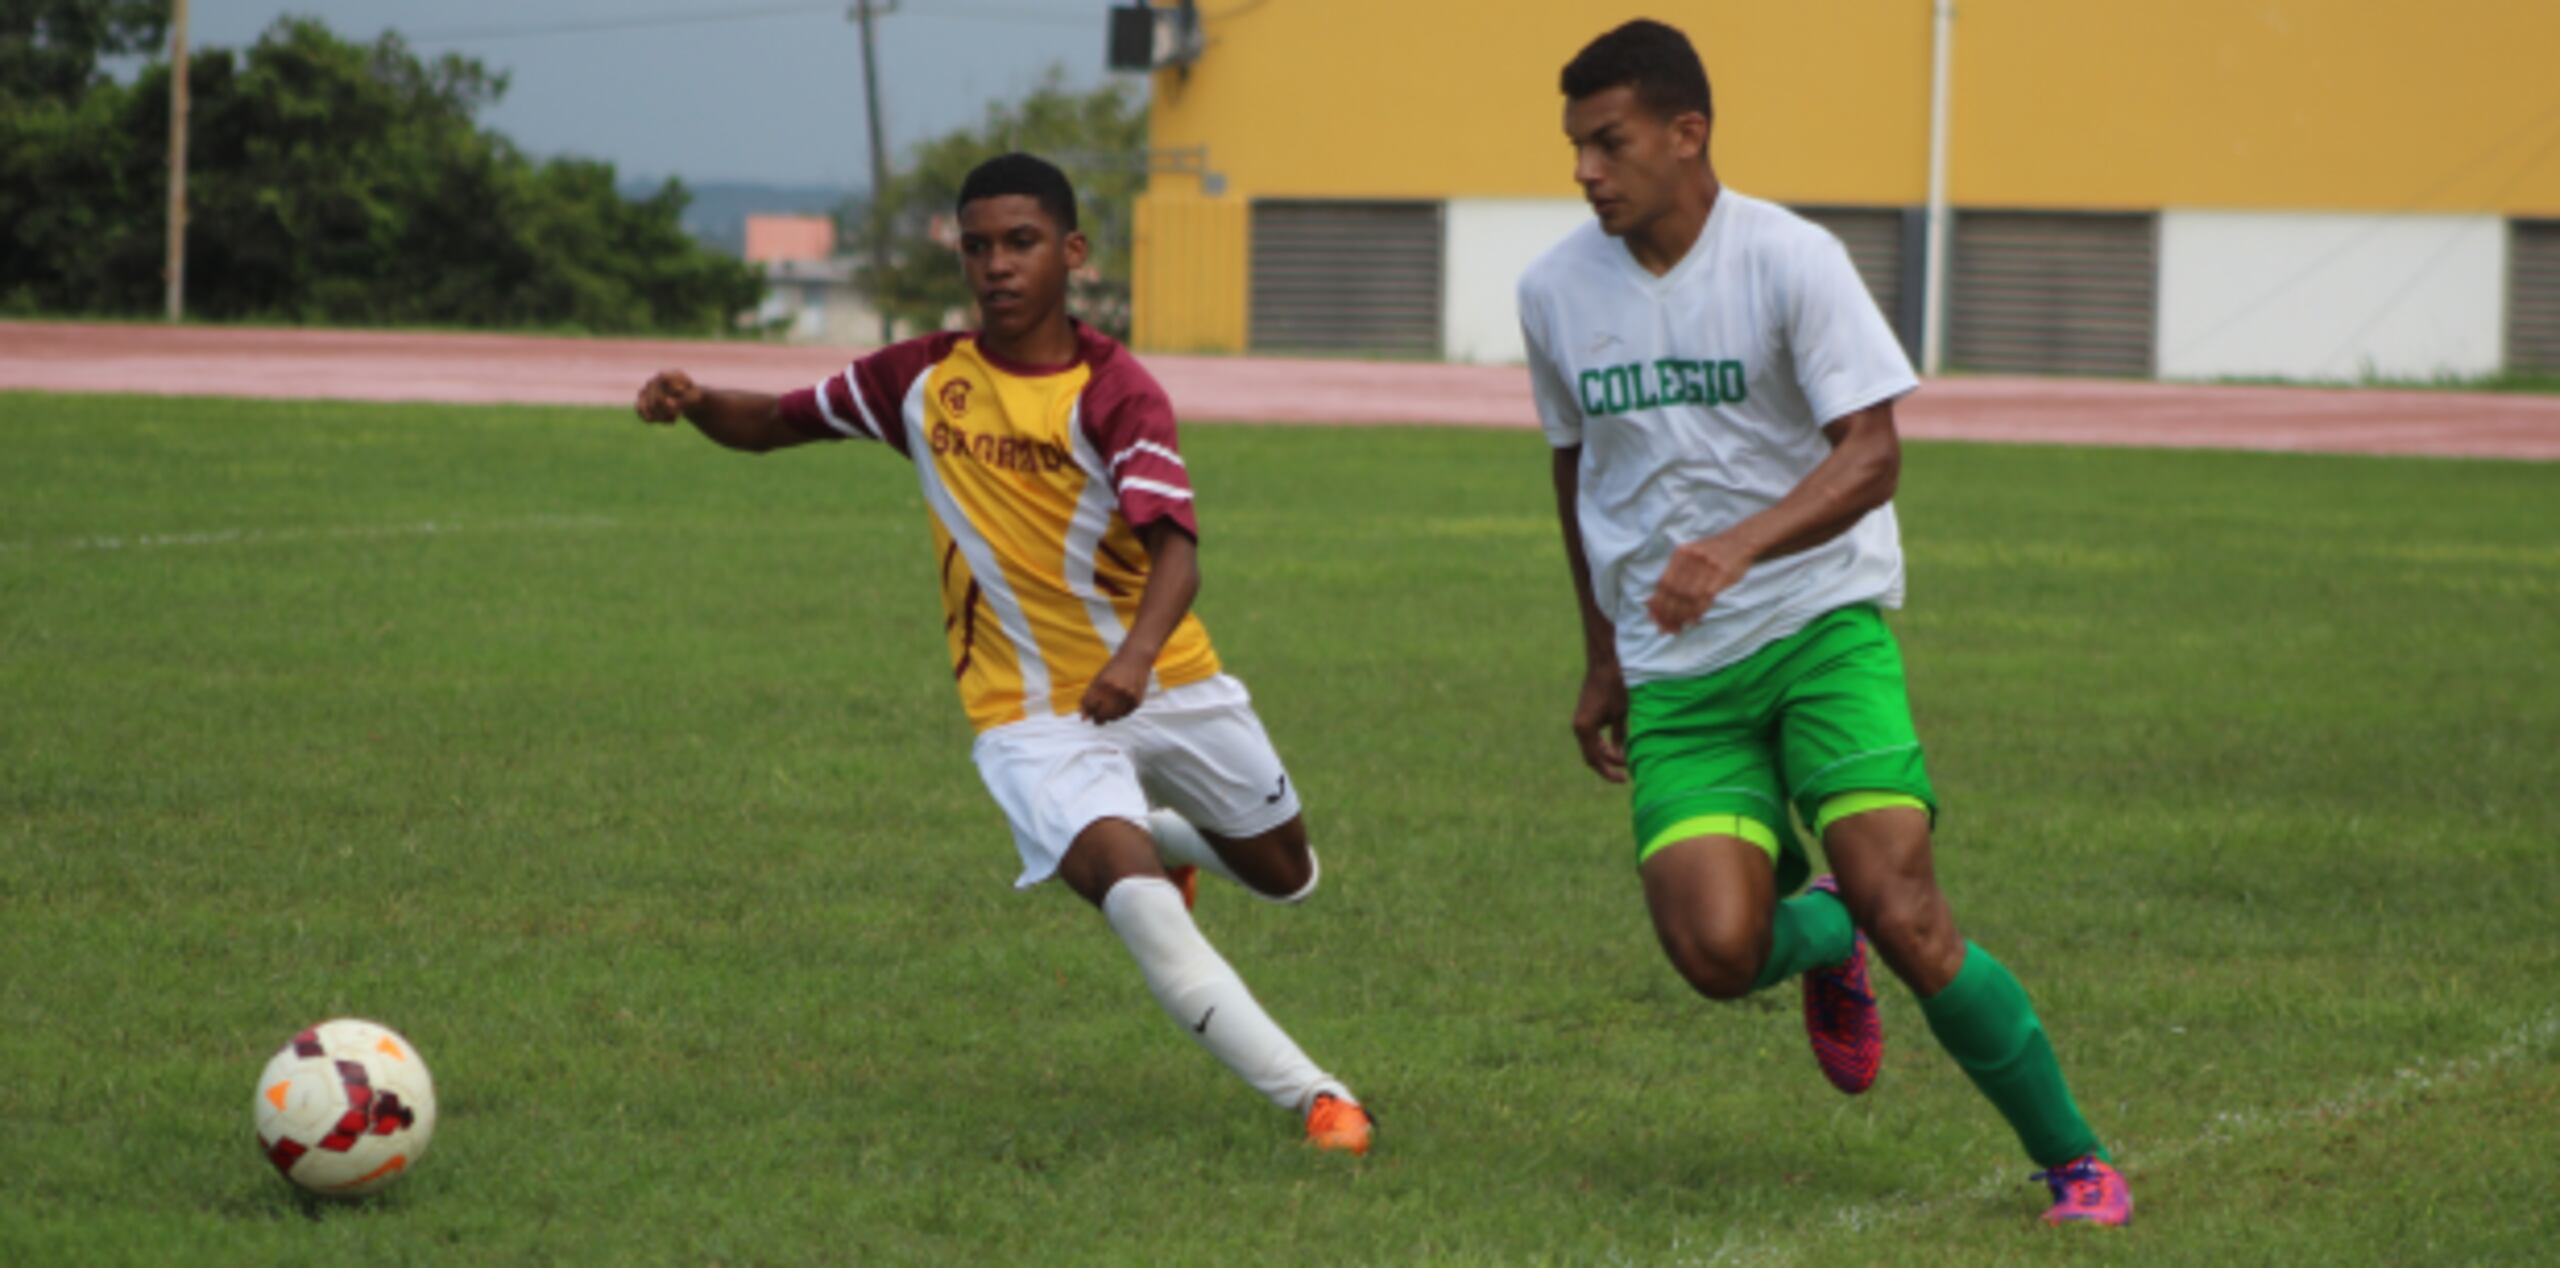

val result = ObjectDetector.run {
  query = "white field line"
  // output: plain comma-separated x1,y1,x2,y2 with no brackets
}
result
1626,1009,2560,1267
0,513,618,555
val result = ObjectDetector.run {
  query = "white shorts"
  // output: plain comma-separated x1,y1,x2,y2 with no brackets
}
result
971,673,1304,889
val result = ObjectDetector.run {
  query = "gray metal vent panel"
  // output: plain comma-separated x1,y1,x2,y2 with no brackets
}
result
2509,219,2560,373
1948,211,2157,377
1249,200,1443,356
1793,206,1904,326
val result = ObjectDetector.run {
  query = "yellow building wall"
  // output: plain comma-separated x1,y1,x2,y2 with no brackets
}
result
1146,0,2560,214
1956,0,2560,213
1131,193,1249,354
1148,1,1932,206
1136,0,2560,350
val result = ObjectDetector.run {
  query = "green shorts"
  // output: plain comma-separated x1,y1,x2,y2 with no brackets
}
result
1626,605,1938,891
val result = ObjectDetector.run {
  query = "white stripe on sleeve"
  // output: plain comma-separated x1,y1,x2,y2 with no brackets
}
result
1107,440,1187,474
814,373,868,439
843,370,889,441
1116,477,1195,501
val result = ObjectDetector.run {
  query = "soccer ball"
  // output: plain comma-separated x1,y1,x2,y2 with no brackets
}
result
253,1018,437,1196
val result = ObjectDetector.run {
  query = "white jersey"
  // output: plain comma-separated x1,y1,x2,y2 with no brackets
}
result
1519,190,1921,685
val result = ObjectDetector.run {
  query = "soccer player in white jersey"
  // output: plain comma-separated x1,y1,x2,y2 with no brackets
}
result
1519,21,2129,1224
632,154,1372,1154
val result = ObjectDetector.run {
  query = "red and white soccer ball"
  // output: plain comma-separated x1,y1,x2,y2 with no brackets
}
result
253,1018,437,1197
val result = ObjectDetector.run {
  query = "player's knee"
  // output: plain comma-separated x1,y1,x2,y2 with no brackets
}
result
1859,888,1956,964
1262,815,1310,857
1221,816,1314,902
1662,930,1761,1001
1250,844,1319,904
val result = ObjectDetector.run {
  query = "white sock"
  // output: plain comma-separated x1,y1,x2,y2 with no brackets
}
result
1146,808,1321,904
1146,808,1241,886
1102,876,1348,1112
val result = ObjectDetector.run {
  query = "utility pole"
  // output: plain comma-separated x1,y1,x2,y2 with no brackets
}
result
1919,0,1955,377
165,0,191,322
853,1,897,344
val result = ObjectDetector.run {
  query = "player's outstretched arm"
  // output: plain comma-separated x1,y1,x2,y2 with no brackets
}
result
1554,445,1628,784
1645,400,1901,634
1080,519,1200,725
634,369,815,454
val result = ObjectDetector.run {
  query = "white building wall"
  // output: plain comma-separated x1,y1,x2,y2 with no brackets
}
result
1442,199,1595,365
2157,210,2506,381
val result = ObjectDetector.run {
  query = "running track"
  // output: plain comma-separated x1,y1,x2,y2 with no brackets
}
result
3,321,2554,460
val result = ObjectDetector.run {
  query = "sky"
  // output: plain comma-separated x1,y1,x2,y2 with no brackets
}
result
176,1,1139,190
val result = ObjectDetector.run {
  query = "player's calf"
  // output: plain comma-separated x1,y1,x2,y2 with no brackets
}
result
1100,874,1355,1122
1841,881,1964,997
1819,811,1965,996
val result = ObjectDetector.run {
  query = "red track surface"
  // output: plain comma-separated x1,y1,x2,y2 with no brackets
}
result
4,321,2554,459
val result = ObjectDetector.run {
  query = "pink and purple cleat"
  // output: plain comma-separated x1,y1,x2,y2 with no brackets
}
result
1801,875,1882,1094
2034,1155,2133,1226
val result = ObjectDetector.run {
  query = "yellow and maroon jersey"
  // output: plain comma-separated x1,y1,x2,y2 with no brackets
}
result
777,324,1221,733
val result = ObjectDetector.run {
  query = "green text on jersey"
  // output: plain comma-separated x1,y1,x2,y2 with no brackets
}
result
1577,357,1750,418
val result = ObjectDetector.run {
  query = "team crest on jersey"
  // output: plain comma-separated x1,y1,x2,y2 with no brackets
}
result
938,377,974,418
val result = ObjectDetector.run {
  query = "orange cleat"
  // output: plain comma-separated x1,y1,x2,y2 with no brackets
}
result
1304,1092,1374,1155
1166,865,1198,910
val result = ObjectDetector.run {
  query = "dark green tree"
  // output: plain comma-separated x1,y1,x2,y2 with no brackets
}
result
858,70,1147,338
0,0,167,105
0,16,761,333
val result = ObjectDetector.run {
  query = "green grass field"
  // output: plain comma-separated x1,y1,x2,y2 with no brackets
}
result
3,390,2556,1265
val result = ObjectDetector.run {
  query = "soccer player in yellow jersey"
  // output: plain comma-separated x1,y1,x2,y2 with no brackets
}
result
632,154,1373,1154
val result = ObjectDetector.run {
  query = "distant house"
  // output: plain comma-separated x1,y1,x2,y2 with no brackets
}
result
744,213,878,345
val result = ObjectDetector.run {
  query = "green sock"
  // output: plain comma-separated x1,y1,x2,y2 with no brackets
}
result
1749,888,1854,992
1918,942,2107,1167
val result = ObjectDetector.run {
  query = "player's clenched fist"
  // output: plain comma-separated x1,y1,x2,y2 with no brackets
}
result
1080,649,1149,724
1647,533,1754,634
635,369,703,423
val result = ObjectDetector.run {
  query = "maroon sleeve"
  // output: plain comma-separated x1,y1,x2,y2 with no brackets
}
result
775,387,839,441
771,335,961,456
1079,349,1199,538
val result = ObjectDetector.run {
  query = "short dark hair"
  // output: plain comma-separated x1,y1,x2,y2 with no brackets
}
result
957,152,1079,233
1560,19,1713,121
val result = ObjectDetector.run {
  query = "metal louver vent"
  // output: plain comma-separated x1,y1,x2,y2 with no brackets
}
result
1248,200,1443,357
1948,211,2157,377
1793,205,1912,358
2508,219,2560,373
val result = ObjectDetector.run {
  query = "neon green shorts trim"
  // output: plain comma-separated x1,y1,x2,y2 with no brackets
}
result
1813,790,1928,837
1626,605,1939,889
1637,814,1778,863
1632,793,1929,868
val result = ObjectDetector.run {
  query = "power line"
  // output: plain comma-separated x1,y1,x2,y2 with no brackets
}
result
408,3,837,45
1201,0,1279,21
924,2,1097,27
407,1,1093,46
